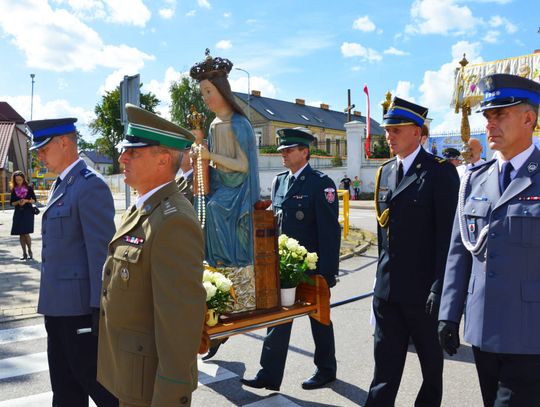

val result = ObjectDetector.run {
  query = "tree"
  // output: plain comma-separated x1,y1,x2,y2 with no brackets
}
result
169,76,214,132
89,86,159,174
77,131,96,151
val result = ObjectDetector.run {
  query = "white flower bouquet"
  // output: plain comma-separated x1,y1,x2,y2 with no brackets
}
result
203,269,234,313
278,234,318,289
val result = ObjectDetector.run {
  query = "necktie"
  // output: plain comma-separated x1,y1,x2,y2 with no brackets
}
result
53,176,62,191
499,162,513,193
287,175,296,190
397,162,404,186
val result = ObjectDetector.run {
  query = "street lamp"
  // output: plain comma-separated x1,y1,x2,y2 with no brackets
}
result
30,74,35,120
235,67,251,121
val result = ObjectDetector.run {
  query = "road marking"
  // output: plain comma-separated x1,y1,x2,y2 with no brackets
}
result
0,352,48,380
0,351,236,386
0,392,97,407
0,325,46,345
244,395,301,406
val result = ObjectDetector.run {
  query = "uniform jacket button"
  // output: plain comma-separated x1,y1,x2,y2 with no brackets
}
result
102,289,107,296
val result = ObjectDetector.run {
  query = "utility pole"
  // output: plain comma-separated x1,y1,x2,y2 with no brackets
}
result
30,74,35,120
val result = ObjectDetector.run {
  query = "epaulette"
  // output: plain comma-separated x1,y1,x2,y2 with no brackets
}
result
312,169,327,178
161,197,178,217
381,157,396,167
434,156,447,164
80,168,96,179
470,158,497,173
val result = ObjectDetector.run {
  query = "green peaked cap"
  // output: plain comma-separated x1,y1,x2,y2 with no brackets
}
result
123,103,195,150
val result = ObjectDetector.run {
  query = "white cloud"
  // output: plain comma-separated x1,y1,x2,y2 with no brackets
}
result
0,1,154,72
352,16,376,32
483,30,499,43
465,0,512,3
223,12,231,18
489,15,517,33
1,94,94,137
216,40,232,50
405,0,479,35
419,40,483,131
56,0,151,27
159,0,176,19
340,42,382,63
197,0,211,9
229,75,276,98
394,81,415,102
142,67,187,120
159,8,174,19
307,100,324,107
384,47,409,56
186,9,196,17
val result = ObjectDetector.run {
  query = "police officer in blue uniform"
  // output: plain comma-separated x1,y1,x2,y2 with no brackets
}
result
439,74,540,406
241,127,341,391
366,98,459,407
28,118,117,406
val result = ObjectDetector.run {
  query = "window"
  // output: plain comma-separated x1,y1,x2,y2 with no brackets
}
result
336,139,341,156
326,138,331,154
265,109,275,115
300,114,310,121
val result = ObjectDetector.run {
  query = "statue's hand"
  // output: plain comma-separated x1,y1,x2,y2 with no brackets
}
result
191,144,210,160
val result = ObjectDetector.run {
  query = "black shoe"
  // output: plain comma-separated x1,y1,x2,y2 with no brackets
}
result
202,337,228,361
301,373,336,390
19,254,28,260
28,251,33,260
240,377,280,391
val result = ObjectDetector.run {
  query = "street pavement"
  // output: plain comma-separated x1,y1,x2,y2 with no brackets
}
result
0,196,483,406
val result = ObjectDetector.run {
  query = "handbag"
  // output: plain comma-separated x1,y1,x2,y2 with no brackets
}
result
32,205,40,215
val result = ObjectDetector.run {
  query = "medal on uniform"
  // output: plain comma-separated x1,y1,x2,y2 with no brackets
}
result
120,267,130,281
296,210,304,220
467,219,476,233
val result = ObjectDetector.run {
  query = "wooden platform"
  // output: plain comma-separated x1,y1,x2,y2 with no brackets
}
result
199,275,329,353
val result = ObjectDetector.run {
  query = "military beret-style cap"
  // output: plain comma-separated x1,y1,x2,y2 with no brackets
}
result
381,97,428,128
442,147,461,160
477,73,540,112
117,103,195,151
276,127,315,151
27,118,77,150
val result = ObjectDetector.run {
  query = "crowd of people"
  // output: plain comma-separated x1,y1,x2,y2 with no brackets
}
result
9,62,540,406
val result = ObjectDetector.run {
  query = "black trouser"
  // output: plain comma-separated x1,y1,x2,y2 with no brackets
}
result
44,315,118,407
256,317,336,388
472,347,540,407
366,296,443,407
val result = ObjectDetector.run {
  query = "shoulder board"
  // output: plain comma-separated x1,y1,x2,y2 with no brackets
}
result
312,169,327,178
434,156,447,164
80,168,96,179
381,157,396,167
161,197,178,217
276,170,288,177
470,158,497,173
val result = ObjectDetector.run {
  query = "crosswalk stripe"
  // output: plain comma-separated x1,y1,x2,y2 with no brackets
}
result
0,392,97,407
0,352,48,380
0,325,46,345
0,351,236,386
244,395,301,406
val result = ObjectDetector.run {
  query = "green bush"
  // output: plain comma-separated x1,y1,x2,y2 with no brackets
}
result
331,155,343,167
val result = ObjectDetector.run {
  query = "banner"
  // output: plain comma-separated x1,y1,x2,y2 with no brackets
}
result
451,53,540,109
428,133,488,160
363,84,371,158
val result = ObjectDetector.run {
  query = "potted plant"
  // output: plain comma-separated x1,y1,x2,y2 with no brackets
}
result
203,269,233,326
278,234,318,306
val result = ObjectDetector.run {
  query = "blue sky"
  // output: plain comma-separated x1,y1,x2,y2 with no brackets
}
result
0,0,538,141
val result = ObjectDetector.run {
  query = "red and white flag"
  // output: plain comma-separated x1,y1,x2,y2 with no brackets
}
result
363,84,371,158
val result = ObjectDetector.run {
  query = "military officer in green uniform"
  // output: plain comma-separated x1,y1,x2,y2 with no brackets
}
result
97,104,206,407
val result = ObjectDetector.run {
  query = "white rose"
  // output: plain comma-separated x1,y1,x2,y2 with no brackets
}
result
278,234,288,248
215,275,233,292
306,252,318,270
286,238,300,252
203,281,217,301
203,270,213,282
297,245,307,257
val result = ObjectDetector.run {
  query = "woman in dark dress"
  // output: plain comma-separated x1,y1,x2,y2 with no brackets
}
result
10,171,37,260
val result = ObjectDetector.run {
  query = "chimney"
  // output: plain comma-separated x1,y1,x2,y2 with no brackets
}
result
251,90,261,97
320,103,329,110
295,98,305,105
353,110,362,116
